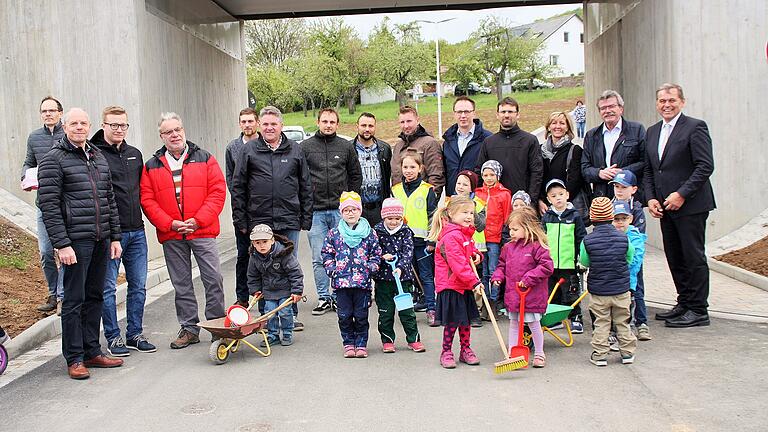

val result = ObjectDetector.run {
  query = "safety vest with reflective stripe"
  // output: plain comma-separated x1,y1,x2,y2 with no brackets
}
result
472,196,487,252
392,182,432,239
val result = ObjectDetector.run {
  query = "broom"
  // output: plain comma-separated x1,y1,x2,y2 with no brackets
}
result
470,261,527,373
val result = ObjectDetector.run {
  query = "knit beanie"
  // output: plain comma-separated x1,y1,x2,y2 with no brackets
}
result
481,160,503,179
380,198,404,219
511,190,531,206
339,191,362,212
457,170,479,191
590,196,614,223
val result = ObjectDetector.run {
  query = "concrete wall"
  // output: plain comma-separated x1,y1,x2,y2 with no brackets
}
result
0,0,247,259
585,0,768,246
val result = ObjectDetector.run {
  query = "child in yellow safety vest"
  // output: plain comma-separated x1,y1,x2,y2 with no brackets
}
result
452,169,488,327
391,152,438,326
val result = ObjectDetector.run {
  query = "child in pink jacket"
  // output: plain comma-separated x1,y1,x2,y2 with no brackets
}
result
492,208,554,368
428,196,484,369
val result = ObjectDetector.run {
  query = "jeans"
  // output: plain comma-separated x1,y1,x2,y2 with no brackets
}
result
633,266,647,325
482,242,501,301
577,121,586,138
336,289,370,348
102,230,148,342
413,243,436,311
36,208,64,299
264,297,293,341
307,210,340,301
234,228,250,302
61,239,109,365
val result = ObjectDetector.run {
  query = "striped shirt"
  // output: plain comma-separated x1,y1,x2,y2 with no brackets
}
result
166,146,188,209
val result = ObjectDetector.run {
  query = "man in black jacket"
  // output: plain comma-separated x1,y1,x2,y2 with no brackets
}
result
581,90,647,202
352,112,391,226
644,83,715,328
225,107,259,307
301,108,362,315
91,106,155,357
38,108,124,379
442,96,493,197
231,106,313,326
476,97,543,204
22,96,66,313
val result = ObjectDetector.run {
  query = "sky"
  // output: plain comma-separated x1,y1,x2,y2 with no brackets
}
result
309,4,578,44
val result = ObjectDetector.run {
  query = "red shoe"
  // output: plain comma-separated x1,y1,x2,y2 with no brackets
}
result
408,341,426,352
83,355,123,368
427,311,438,327
440,350,456,369
344,345,356,358
382,343,396,353
459,348,480,365
355,347,368,358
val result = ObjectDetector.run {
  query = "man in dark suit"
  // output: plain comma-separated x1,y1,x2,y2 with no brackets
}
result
581,90,647,203
643,83,715,328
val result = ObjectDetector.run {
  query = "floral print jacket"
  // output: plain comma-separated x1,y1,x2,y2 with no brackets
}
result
322,227,382,290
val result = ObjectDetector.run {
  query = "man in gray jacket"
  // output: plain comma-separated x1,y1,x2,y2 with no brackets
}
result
22,96,66,314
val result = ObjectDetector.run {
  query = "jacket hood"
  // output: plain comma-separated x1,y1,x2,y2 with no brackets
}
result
251,234,295,258
438,221,475,240
399,124,431,143
442,118,485,140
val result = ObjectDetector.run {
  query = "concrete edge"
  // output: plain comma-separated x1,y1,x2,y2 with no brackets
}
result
5,244,238,358
707,256,768,293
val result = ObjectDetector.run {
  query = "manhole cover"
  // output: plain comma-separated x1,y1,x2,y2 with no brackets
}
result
237,423,272,432
180,402,216,416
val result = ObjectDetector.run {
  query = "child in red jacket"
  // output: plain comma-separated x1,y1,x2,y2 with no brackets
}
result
474,160,512,311
428,196,484,369
492,208,554,368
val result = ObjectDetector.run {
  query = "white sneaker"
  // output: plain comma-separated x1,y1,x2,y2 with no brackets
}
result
609,334,619,352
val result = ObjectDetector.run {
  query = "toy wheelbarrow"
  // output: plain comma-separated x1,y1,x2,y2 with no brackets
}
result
198,294,294,365
386,255,414,311
523,278,590,348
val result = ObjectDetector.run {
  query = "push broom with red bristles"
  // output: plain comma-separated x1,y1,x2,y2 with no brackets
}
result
470,261,527,373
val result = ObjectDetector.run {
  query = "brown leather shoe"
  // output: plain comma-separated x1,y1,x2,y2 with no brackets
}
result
83,354,124,368
68,362,90,380
170,329,200,349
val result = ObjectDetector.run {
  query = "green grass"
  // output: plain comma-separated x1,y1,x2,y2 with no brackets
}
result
0,253,30,270
282,87,585,131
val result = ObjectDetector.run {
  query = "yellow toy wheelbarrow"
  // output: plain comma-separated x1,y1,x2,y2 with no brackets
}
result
198,294,294,365
524,278,589,348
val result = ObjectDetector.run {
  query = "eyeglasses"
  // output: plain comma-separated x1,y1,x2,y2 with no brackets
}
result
598,104,619,112
41,109,61,114
160,127,184,136
341,208,361,214
104,123,130,131
498,110,518,115
454,110,474,115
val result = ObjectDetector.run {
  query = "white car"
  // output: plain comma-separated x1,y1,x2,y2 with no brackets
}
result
511,79,555,91
283,126,311,142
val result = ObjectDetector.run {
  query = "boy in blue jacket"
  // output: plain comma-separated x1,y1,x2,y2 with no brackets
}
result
580,197,637,366
613,202,647,320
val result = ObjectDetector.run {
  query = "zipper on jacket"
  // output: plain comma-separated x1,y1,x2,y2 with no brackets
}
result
87,155,102,240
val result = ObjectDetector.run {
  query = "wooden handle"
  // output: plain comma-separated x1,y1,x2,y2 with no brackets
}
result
256,298,294,323
470,260,508,358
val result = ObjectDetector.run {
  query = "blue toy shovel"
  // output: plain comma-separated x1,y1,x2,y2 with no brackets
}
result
387,256,414,311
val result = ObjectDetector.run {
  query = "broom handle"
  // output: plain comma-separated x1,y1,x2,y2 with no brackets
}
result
470,261,508,358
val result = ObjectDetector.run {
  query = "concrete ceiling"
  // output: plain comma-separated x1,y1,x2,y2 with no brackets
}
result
214,0,580,20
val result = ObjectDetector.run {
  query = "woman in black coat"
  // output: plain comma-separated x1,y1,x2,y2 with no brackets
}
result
538,111,588,219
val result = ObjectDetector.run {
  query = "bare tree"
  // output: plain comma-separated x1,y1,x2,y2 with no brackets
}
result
245,19,307,67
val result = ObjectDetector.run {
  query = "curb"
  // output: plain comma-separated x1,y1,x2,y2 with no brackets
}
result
708,256,768,293
4,243,238,358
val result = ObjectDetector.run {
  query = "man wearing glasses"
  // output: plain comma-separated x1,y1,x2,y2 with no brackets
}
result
91,106,155,356
441,96,492,196
476,96,543,205
23,96,66,314
580,90,647,202
140,113,226,349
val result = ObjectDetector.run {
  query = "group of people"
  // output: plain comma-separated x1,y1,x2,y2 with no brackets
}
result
19,79,714,378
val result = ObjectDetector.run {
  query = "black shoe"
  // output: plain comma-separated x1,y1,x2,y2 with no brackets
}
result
37,295,56,312
655,304,687,321
665,310,710,328
312,299,332,315
470,317,483,328
413,302,427,312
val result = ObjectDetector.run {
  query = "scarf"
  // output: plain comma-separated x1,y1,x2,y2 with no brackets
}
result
338,218,371,248
385,221,404,235
541,136,569,161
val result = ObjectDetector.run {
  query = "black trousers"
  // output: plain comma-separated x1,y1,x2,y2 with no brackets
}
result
62,239,109,365
234,228,250,302
660,212,710,314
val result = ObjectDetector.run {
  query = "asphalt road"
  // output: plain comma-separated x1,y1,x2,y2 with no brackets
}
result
1,236,767,432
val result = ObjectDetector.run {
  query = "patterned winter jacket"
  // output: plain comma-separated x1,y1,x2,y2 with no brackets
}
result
372,222,414,282
322,225,382,290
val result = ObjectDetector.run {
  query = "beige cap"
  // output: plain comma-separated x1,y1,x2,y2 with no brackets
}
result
249,224,274,240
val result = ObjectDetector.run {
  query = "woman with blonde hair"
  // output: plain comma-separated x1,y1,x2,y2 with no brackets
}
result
539,111,588,220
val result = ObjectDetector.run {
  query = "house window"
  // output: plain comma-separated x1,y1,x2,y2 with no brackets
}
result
563,32,569,42
549,55,559,66
580,33,584,43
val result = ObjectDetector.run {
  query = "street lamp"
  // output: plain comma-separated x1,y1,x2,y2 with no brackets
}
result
415,18,455,135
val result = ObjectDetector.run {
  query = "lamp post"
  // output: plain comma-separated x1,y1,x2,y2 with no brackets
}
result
415,18,455,135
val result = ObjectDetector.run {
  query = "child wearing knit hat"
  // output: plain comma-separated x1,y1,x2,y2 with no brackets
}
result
321,191,383,358
579,197,637,367
371,198,425,353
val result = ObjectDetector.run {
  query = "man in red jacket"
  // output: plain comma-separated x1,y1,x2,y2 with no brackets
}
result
140,112,227,349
